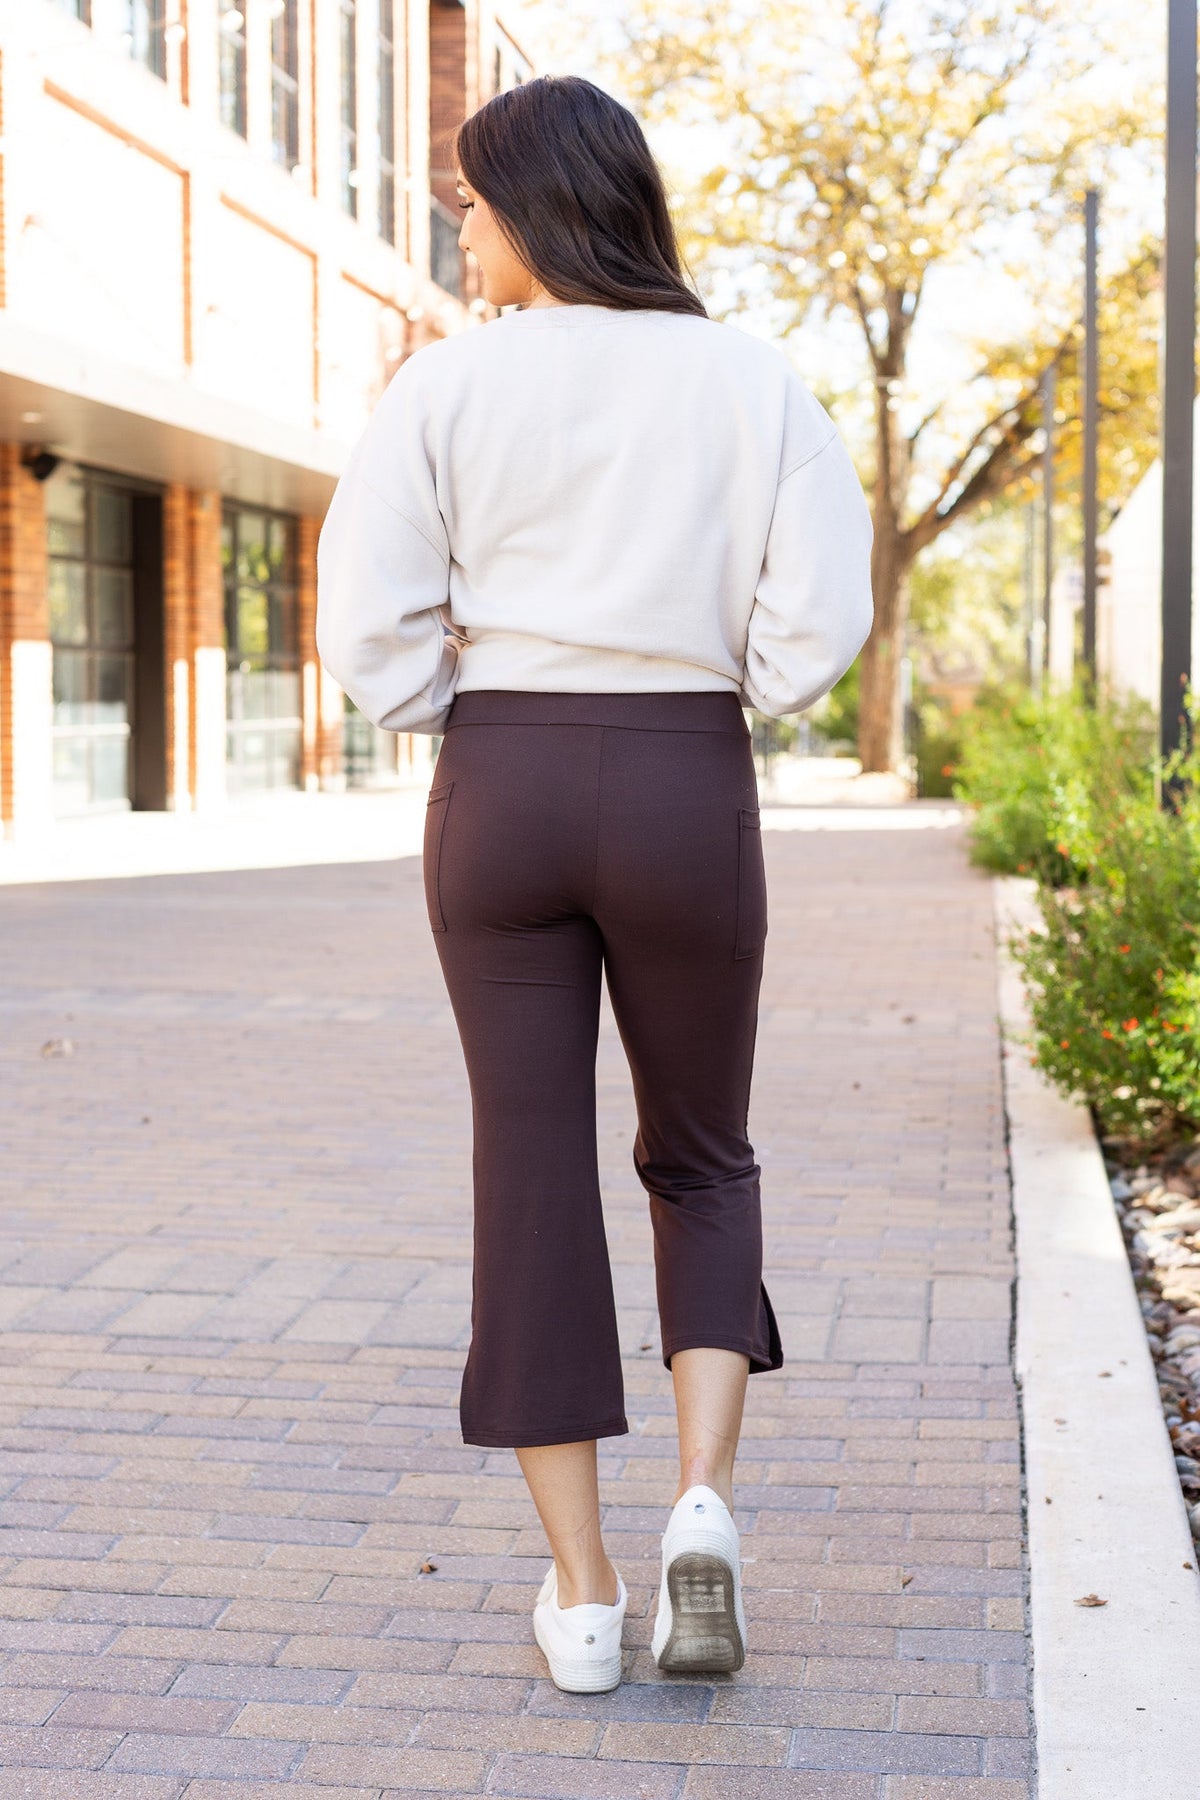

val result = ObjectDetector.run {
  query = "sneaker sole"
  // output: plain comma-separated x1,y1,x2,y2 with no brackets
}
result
655,1550,746,1673
532,1611,623,1692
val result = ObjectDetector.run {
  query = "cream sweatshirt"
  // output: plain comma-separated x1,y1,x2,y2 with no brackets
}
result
315,301,874,732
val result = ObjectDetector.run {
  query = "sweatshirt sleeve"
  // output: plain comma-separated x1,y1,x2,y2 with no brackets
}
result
739,425,875,719
316,358,461,734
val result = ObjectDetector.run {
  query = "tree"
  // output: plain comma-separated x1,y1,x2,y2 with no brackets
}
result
524,0,1162,770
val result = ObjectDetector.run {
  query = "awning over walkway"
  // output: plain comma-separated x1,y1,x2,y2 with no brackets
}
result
0,315,348,518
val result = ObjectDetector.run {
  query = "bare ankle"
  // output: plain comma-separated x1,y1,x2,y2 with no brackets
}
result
674,1473,734,1511
555,1556,619,1608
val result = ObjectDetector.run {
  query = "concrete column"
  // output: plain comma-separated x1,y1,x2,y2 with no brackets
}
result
406,0,433,286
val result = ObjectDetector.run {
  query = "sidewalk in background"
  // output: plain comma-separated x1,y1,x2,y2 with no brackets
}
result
0,786,433,885
0,756,922,887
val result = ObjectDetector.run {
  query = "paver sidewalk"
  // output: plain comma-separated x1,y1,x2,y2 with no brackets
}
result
0,802,1031,1799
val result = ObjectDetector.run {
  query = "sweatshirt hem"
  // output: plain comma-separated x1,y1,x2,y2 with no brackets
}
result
454,635,741,698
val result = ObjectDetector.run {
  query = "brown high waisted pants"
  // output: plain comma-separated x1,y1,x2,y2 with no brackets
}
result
422,687,784,1448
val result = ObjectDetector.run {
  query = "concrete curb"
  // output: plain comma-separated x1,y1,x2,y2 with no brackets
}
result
994,875,1200,1799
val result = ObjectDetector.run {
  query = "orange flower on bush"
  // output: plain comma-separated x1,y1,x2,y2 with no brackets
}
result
1060,1039,1070,1048
1102,1028,1114,1039
941,764,954,777
1118,944,1130,954
1122,1017,1138,1032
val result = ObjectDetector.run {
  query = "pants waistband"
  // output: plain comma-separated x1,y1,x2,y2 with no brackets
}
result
444,689,750,734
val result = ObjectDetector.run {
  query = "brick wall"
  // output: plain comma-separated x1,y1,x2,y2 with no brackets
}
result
429,1,468,210
0,446,51,831
189,490,226,811
162,485,191,809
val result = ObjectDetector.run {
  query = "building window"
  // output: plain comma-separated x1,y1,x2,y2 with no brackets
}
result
270,0,301,171
47,471,137,816
218,6,248,139
125,0,166,80
430,199,462,297
377,0,396,244
222,505,302,795
55,0,92,22
495,30,532,92
340,0,359,218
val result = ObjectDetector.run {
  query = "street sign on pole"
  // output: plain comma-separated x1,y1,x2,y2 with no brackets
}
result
1081,188,1099,696
1161,0,1196,799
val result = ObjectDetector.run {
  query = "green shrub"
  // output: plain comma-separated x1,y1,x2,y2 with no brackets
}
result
913,694,966,798
953,678,1157,879
1006,692,1200,1141
813,659,859,753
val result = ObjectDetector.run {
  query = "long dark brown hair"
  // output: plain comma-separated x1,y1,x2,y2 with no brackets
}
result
451,75,709,318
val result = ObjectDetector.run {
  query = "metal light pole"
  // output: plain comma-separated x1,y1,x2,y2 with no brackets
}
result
1161,0,1196,801
1042,365,1055,684
1081,187,1099,697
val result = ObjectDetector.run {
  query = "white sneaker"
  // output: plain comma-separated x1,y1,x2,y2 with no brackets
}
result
651,1483,747,1672
532,1561,627,1693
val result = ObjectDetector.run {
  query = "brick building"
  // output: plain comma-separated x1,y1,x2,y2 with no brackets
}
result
0,0,532,837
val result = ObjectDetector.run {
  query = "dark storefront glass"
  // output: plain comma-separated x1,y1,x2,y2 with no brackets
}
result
222,505,302,795
343,694,404,788
48,473,136,815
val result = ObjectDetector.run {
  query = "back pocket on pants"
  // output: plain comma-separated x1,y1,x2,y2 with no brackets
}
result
734,806,767,959
423,780,454,933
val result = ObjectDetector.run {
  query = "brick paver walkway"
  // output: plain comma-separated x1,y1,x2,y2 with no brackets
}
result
0,805,1032,1799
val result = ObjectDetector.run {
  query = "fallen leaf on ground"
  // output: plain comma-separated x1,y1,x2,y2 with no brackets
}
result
1075,1594,1107,1607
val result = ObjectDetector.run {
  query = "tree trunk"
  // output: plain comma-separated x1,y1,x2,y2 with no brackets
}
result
857,525,908,773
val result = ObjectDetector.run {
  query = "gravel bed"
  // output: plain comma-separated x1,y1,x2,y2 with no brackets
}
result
1099,1120,1200,1549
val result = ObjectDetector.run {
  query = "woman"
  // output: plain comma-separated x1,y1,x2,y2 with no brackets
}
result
316,73,874,1694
